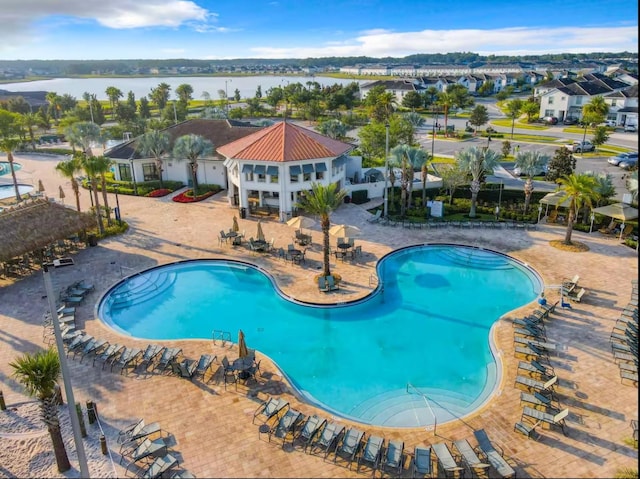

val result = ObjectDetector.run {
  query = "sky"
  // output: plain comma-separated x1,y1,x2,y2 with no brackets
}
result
0,0,638,61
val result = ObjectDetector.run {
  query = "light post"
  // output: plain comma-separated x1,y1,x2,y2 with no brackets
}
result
129,159,138,196
113,184,121,225
498,180,503,210
383,121,390,218
431,108,438,160
538,204,543,223
42,263,90,478
589,212,595,233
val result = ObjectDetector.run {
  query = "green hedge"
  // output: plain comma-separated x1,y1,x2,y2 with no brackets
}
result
350,189,369,204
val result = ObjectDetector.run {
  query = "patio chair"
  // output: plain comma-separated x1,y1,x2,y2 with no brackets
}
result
515,374,557,393
117,419,162,444
514,325,546,341
310,421,345,458
93,343,125,369
379,439,405,477
253,397,289,425
514,419,540,439
517,360,555,379
411,446,432,478
268,408,303,447
432,442,464,477
356,435,384,475
599,219,618,234
155,348,182,373
472,429,516,478
318,276,330,292
72,280,95,292
172,358,197,379
326,275,339,291
293,414,326,453
74,338,108,362
520,391,560,410
120,437,167,466
137,345,165,371
562,274,580,292
220,356,238,390
522,406,569,435
367,209,382,223
140,453,179,479
620,224,634,239
194,354,217,380
111,347,143,374
452,438,490,477
513,336,559,353
567,288,586,303
333,427,364,469
66,334,93,356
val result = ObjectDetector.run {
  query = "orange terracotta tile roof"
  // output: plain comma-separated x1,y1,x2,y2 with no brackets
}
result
216,121,353,162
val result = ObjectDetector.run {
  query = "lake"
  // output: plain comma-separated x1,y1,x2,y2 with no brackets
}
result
0,76,363,101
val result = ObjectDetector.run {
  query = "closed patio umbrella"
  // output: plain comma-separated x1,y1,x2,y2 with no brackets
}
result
329,224,361,237
232,215,239,232
58,185,65,203
256,221,265,241
37,179,45,193
238,330,248,359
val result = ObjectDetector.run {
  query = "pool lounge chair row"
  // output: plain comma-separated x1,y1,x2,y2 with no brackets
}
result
610,285,638,387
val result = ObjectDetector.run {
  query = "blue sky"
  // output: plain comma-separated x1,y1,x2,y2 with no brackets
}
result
1,0,637,60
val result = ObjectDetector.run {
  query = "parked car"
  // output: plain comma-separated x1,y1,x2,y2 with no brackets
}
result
619,158,638,170
562,117,578,125
566,141,595,153
624,124,637,132
542,116,558,125
513,164,548,176
603,119,617,127
608,152,639,166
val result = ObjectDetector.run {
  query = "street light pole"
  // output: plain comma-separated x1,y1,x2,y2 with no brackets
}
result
113,185,121,224
42,264,90,478
383,121,390,218
129,159,138,196
431,108,438,160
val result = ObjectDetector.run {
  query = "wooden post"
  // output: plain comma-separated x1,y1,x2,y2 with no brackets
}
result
86,401,97,424
75,403,87,438
100,435,107,455
0,390,6,411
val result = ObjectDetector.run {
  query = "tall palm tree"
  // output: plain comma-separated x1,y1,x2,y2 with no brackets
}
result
93,156,114,226
0,138,23,202
456,146,502,218
65,121,102,156
555,173,598,244
296,182,347,278
390,144,428,214
10,348,71,472
81,155,105,234
136,130,170,187
45,92,61,124
580,96,609,148
514,150,550,213
20,112,39,150
105,86,123,120
436,91,454,137
172,134,214,197
55,156,83,212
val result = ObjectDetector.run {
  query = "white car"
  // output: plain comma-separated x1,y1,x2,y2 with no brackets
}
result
624,124,637,132
566,141,595,153
513,164,548,177
604,120,617,127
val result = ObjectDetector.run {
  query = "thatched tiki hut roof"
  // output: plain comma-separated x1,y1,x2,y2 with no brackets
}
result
0,198,96,263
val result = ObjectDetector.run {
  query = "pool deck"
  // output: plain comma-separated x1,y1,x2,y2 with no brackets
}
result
0,152,638,478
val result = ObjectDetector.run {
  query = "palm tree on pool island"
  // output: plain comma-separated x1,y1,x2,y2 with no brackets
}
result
296,182,347,279
10,348,71,472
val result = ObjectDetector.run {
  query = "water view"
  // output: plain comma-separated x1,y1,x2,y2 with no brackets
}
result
1,76,363,101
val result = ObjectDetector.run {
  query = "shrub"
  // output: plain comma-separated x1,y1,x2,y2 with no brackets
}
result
172,189,215,203
146,188,172,198
351,190,369,204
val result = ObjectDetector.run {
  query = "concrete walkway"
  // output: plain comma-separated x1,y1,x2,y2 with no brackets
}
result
0,152,637,478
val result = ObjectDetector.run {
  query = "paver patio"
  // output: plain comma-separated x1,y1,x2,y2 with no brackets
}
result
0,152,637,478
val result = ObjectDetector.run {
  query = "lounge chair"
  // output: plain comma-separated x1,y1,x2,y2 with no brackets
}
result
326,275,339,291
514,419,540,438
253,396,289,425
515,374,557,393
171,358,197,379
599,219,619,235
614,351,638,364
293,414,326,453
562,274,580,292
141,453,179,479
514,343,550,361
137,345,165,371
155,347,182,373
194,354,216,380
333,428,364,469
66,334,93,356
356,435,384,475
73,280,95,292
567,288,586,302
513,336,558,352
379,439,405,477
93,343,125,369
517,360,555,379
121,437,167,466
432,442,464,477
75,338,108,362
268,408,303,447
514,325,546,340
367,209,382,223
412,446,432,478
620,224,634,239
111,347,142,374
117,419,162,444
520,391,559,410
318,276,329,292
522,406,569,435
220,356,238,390
310,421,345,458
472,429,516,478
452,438,490,477
621,369,639,385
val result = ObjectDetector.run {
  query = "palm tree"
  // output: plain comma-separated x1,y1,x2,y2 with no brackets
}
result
93,156,114,226
296,182,347,278
580,96,609,149
456,146,502,218
55,156,83,212
0,138,23,202
555,173,599,244
105,86,123,120
20,112,39,150
10,348,71,472
505,99,523,139
81,155,105,234
390,144,428,213
45,92,61,124
626,170,638,204
136,130,170,187
436,91,454,137
172,134,214,196
514,150,550,213
65,121,102,156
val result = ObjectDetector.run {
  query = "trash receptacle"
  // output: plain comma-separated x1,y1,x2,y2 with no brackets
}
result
344,195,351,204
87,235,97,247
239,207,247,219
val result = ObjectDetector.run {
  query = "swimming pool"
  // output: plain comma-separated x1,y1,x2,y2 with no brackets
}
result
0,183,34,200
98,244,541,427
0,162,21,176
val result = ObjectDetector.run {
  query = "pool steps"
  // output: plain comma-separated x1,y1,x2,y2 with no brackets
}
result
107,271,177,310
435,248,513,270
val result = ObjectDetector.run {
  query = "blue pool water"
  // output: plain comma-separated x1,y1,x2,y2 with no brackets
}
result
0,184,34,200
0,162,21,176
98,244,541,427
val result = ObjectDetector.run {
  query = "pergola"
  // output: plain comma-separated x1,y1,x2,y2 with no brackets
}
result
0,198,96,263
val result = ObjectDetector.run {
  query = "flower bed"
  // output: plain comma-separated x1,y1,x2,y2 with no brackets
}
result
172,189,215,203
146,188,172,198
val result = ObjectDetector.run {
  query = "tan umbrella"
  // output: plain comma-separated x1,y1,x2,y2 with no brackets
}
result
329,224,361,237
286,215,316,231
58,185,65,202
37,179,45,193
232,215,239,232
238,330,249,358
256,220,265,241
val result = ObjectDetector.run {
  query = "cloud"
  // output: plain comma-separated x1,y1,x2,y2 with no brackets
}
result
251,26,639,58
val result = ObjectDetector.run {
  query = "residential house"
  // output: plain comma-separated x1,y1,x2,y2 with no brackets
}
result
359,79,424,102
218,121,354,218
604,84,638,127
